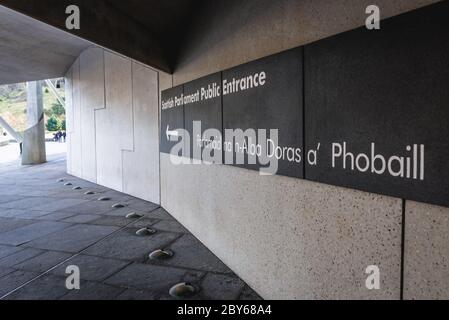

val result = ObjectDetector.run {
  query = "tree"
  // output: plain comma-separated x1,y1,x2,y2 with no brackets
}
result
46,116,60,132
51,102,65,116
61,119,66,131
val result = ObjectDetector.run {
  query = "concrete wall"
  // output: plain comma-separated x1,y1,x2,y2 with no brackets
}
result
63,0,449,300
65,46,160,204
404,201,449,300
161,0,444,300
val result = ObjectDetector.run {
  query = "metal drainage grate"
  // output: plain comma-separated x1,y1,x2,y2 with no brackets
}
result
149,249,174,261
135,227,156,236
169,283,197,299
125,212,143,219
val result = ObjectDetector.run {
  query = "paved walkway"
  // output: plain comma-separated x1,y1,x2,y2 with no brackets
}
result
0,142,66,166
0,155,260,300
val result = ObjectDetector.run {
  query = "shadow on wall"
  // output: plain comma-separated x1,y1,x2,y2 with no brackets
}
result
173,0,440,79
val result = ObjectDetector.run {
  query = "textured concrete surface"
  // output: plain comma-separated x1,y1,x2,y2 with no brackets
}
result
67,58,82,177
174,0,441,84
79,47,104,183
160,0,442,300
123,62,160,203
66,47,160,204
65,66,74,174
404,201,449,300
96,51,133,191
21,81,46,165
161,154,402,300
0,5,90,85
0,156,259,300
0,0,179,73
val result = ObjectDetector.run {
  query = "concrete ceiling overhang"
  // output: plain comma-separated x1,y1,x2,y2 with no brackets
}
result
0,5,91,85
0,0,206,74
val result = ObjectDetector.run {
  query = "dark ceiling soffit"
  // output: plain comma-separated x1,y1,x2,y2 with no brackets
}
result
0,0,172,73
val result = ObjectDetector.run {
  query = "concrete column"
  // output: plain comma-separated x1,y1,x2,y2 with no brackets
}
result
22,81,46,165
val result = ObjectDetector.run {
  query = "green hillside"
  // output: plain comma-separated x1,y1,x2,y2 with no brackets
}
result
0,81,65,133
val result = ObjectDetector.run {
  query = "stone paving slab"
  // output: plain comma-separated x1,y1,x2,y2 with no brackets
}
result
123,198,160,213
200,273,245,300
146,208,175,221
0,195,25,204
0,248,44,268
104,263,189,294
83,229,180,262
46,190,103,201
3,275,69,300
60,281,126,300
35,212,78,221
51,254,131,282
0,221,71,246
152,219,188,233
239,285,263,300
0,197,89,212
0,244,24,259
0,267,15,278
13,251,72,273
101,207,147,217
0,157,261,300
35,198,91,212
0,197,51,209
89,215,136,227
61,200,118,215
0,218,35,233
128,218,159,229
115,288,160,300
0,209,52,219
23,224,119,253
0,270,39,297
160,235,233,274
61,214,101,224
15,189,67,198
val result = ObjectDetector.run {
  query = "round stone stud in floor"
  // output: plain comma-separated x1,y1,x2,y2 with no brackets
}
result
64,182,72,186
97,197,111,201
169,283,197,299
73,186,82,190
84,191,95,195
135,227,156,236
112,203,126,209
149,249,174,261
126,212,143,219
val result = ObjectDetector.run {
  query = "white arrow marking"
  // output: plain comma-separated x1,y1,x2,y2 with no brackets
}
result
166,125,179,140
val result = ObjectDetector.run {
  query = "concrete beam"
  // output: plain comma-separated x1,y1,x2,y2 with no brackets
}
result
45,80,65,109
0,5,91,85
0,0,171,72
0,116,23,143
